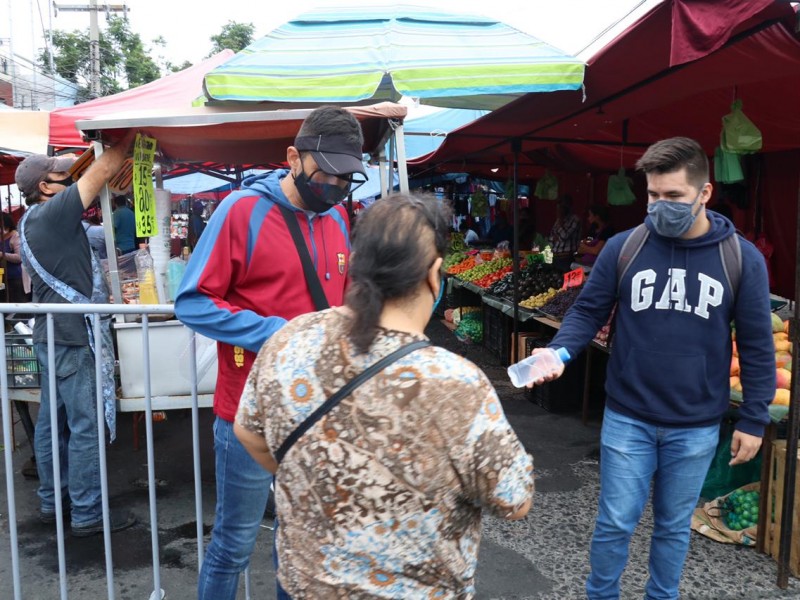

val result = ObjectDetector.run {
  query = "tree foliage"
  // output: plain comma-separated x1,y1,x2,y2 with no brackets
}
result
39,15,161,102
208,21,256,56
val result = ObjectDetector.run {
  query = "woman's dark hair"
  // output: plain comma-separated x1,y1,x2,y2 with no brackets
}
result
588,204,610,223
346,193,452,353
1,212,16,231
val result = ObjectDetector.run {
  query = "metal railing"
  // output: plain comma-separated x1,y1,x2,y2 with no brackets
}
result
0,302,207,600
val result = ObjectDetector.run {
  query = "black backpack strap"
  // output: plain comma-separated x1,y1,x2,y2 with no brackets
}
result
719,234,742,301
616,224,649,293
274,340,431,465
278,204,330,311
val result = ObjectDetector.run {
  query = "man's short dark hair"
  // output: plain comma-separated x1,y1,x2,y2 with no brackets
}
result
635,137,709,189
113,195,128,209
297,105,364,151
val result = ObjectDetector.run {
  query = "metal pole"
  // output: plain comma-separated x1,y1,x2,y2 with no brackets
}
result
89,0,100,98
777,178,800,588
47,313,69,599
0,325,22,599
7,0,18,107
141,314,165,600
189,332,204,571
47,0,55,74
394,122,409,193
28,0,37,109
510,139,521,365
94,314,116,599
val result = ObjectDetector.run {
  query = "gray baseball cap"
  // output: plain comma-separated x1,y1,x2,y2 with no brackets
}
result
15,154,76,197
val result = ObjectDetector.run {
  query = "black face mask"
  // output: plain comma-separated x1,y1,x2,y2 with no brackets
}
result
41,174,74,197
292,169,351,214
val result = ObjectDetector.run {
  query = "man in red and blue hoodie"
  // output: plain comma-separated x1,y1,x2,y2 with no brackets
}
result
175,106,366,600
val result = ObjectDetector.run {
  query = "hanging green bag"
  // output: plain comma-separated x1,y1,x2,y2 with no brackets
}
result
534,170,559,200
714,146,745,184
607,168,636,205
720,99,762,154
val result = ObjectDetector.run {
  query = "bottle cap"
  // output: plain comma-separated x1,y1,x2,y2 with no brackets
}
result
555,347,571,363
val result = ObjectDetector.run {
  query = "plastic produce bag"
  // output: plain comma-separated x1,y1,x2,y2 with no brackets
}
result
534,170,559,200
714,146,745,184
720,99,762,154
691,482,760,546
607,168,636,205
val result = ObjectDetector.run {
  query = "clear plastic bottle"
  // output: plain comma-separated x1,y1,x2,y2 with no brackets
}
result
135,243,159,304
507,347,570,388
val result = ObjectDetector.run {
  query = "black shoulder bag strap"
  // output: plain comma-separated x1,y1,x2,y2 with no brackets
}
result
275,339,431,464
278,204,330,311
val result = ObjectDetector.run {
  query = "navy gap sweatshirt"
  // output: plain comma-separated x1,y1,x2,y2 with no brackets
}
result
550,212,775,436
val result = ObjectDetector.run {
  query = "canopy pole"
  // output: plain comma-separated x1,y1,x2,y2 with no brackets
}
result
511,138,521,365
777,176,800,588
95,141,123,319
377,148,390,198
394,121,409,194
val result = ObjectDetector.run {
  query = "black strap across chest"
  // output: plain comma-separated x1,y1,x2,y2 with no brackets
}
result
278,204,330,311
274,340,431,464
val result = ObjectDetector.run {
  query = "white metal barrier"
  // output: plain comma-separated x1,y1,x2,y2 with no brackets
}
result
0,303,210,600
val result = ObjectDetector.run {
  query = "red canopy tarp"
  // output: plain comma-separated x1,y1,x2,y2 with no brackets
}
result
72,102,407,165
410,0,797,179
48,50,235,150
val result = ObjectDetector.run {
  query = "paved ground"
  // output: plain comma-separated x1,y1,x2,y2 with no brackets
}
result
2,320,799,599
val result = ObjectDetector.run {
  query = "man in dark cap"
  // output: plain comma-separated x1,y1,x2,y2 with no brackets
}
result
15,137,137,537
175,105,366,599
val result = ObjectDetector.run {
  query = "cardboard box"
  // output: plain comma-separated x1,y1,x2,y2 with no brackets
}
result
765,440,800,577
114,320,217,398
511,332,541,364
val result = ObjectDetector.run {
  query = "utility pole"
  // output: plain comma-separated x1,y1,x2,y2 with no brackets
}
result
53,1,128,99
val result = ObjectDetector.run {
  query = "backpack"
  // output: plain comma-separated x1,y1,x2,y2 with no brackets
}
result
616,223,742,300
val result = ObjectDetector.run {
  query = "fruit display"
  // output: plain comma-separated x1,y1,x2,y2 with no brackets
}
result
444,251,469,271
486,264,564,302
450,232,467,253
474,265,512,289
538,284,585,319
722,488,759,531
593,308,616,347
730,314,793,406
458,257,513,283
447,256,477,275
520,288,560,309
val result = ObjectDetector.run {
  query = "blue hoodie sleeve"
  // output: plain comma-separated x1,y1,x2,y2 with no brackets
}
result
732,243,775,437
548,235,621,358
174,195,287,354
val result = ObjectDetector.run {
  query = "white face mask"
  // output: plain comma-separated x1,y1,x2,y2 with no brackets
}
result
647,188,704,238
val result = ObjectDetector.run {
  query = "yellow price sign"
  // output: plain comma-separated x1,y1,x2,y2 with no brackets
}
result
133,133,158,238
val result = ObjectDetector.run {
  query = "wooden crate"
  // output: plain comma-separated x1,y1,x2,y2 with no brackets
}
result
765,440,800,577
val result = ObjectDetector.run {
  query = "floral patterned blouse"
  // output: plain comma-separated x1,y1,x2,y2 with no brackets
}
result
237,309,534,599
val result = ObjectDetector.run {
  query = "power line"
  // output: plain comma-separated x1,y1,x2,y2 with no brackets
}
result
574,0,652,58
3,54,83,94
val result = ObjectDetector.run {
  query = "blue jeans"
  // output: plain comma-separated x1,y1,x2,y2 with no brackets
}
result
586,408,719,600
198,417,273,600
34,343,102,526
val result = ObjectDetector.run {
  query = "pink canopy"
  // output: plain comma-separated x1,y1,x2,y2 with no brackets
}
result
48,50,235,149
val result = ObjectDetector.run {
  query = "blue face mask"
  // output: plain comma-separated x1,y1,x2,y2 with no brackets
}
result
647,188,704,238
431,276,444,315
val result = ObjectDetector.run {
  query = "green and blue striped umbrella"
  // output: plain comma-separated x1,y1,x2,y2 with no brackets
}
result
202,5,585,110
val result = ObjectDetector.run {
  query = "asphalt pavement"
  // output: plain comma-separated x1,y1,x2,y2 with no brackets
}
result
1,320,799,599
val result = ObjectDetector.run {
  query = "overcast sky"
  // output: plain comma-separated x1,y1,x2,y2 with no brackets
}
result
4,0,656,70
